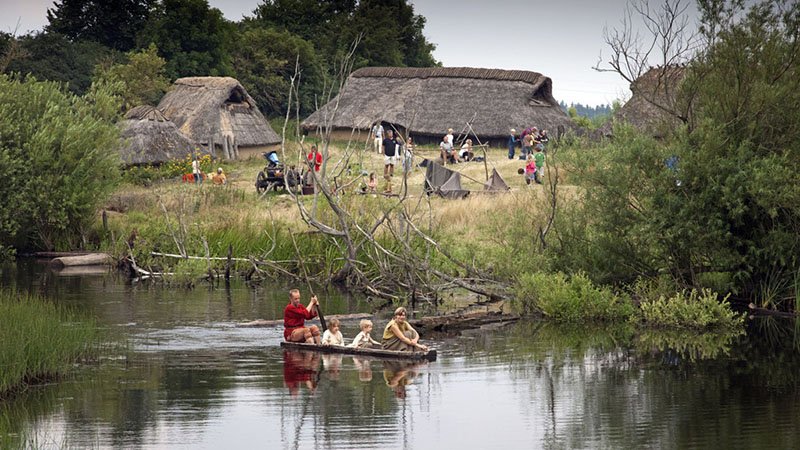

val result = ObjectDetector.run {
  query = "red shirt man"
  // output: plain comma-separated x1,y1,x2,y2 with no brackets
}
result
307,146,322,172
283,289,321,343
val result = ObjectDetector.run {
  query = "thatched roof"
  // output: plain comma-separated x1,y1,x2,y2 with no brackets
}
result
302,67,573,140
118,105,200,165
158,77,280,147
613,66,686,137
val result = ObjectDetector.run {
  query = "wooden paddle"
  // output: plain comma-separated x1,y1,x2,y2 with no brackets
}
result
313,295,327,332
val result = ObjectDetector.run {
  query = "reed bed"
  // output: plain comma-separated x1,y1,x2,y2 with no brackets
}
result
0,289,101,396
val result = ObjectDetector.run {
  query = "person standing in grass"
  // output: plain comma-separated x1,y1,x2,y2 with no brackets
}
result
382,129,398,193
534,144,546,184
371,121,384,154
508,128,518,159
192,155,202,184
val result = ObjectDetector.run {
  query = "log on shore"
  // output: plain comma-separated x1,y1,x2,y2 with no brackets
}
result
238,313,373,328
26,251,91,258
50,253,113,268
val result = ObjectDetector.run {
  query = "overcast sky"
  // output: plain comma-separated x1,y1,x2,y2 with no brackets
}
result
0,0,695,106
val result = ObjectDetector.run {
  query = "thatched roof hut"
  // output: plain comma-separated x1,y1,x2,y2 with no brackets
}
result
118,105,199,166
301,67,573,146
608,66,686,138
158,77,281,159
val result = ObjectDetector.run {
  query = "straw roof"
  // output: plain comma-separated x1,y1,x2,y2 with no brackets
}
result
613,66,686,137
302,67,573,140
158,77,280,147
118,105,199,165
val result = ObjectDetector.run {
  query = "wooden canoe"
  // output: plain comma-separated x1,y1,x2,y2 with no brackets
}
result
280,341,437,361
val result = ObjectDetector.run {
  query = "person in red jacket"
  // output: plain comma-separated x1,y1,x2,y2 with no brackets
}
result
307,145,323,172
284,289,321,344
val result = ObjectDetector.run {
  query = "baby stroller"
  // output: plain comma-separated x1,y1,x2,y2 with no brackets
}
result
255,151,300,193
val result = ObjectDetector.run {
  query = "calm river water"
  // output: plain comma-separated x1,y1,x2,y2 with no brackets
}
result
3,259,800,449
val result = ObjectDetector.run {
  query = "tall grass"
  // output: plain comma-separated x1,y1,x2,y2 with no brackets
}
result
0,289,101,396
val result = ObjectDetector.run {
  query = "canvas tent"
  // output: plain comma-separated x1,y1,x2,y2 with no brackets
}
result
158,77,281,159
118,105,202,166
302,67,574,146
423,162,510,199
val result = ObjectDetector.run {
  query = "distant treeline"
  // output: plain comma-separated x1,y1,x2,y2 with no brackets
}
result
559,101,613,119
0,0,439,118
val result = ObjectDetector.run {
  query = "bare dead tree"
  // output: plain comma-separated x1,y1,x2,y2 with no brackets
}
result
594,0,700,124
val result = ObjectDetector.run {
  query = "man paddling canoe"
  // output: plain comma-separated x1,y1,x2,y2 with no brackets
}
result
284,289,321,344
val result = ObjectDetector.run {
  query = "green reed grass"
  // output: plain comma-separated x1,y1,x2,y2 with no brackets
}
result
0,289,101,396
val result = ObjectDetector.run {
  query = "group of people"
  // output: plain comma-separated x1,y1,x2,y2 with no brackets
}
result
283,289,428,353
507,126,549,160
439,128,477,165
190,155,227,185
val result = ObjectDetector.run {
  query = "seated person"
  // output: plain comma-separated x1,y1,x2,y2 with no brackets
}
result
459,139,474,162
439,136,457,164
349,319,381,348
366,173,377,193
283,289,321,344
382,307,428,352
321,318,344,346
211,167,227,185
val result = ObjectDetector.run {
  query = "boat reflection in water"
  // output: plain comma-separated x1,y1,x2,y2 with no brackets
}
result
282,350,320,396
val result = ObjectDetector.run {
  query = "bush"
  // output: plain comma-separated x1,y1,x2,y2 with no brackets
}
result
512,271,635,323
638,288,744,330
0,74,121,255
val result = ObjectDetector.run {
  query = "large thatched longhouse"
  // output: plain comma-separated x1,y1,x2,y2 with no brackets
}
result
158,77,281,159
302,67,573,146
606,65,686,138
118,105,201,166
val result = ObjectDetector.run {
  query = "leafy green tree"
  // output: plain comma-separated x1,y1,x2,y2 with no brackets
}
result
557,0,800,304
46,0,155,51
230,27,324,117
0,75,122,255
136,0,233,78
5,32,117,94
93,43,171,111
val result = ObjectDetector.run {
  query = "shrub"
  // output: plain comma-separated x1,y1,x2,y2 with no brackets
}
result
512,271,635,323
638,288,744,330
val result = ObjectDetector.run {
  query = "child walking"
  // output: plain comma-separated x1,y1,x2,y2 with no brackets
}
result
349,319,381,348
533,145,545,184
524,155,537,185
321,318,344,346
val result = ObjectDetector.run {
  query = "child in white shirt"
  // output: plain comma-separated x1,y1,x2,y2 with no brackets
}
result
321,318,344,346
349,319,381,348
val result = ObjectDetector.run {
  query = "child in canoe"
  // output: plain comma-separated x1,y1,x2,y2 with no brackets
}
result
349,319,381,348
321,318,344,346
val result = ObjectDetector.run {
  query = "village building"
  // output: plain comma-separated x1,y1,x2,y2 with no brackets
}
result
118,105,203,166
605,65,687,138
301,67,573,147
158,77,281,159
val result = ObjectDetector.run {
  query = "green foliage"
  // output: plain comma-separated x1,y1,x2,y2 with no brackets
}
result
0,75,121,254
638,288,745,330
93,43,171,111
136,0,234,79
0,288,101,395
5,32,117,94
512,271,636,323
46,0,155,51
231,27,324,116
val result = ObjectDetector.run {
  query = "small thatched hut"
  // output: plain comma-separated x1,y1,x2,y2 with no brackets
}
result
608,65,686,138
118,105,199,166
158,77,281,159
301,67,573,146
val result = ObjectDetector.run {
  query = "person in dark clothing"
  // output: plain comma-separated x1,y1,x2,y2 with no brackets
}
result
382,130,398,192
508,128,518,159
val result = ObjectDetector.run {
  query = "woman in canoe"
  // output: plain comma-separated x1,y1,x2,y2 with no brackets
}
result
382,307,428,352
